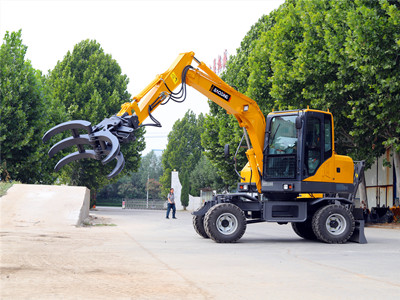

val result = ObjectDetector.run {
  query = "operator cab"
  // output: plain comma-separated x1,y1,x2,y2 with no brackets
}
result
261,109,354,199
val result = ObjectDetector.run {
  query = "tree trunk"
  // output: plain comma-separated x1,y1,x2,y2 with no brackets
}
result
393,149,400,206
359,173,368,209
90,190,97,208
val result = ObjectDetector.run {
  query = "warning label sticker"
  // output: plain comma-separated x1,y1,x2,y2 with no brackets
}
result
171,72,179,85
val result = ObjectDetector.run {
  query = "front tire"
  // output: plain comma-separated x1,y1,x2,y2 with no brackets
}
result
312,204,355,244
204,203,246,243
192,214,209,239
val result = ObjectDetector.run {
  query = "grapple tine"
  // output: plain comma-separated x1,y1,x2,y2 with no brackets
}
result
48,135,91,158
91,130,120,164
54,150,98,172
107,152,125,179
42,120,92,143
54,148,125,179
44,114,139,178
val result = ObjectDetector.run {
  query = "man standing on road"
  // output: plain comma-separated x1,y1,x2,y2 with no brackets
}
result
166,188,177,219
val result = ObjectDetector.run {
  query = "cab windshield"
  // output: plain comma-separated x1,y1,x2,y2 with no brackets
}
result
268,115,297,155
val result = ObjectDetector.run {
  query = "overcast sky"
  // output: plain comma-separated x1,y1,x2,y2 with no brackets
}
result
0,0,284,155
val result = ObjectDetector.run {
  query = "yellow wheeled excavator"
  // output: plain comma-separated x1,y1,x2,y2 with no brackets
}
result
43,52,366,244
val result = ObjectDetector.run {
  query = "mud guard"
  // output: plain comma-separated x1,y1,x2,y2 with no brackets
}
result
192,200,217,217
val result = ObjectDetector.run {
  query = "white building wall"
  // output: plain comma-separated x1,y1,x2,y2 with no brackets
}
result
171,170,203,211
358,149,396,208
171,171,183,210
188,194,202,212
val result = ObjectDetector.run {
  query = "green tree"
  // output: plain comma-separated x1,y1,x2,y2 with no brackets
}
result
147,178,162,199
140,150,163,182
345,0,400,194
253,0,397,168
201,12,281,189
201,115,242,189
235,0,398,166
0,30,64,183
189,154,225,196
259,0,367,155
160,110,204,203
46,39,145,202
180,172,190,208
97,150,163,202
202,0,400,195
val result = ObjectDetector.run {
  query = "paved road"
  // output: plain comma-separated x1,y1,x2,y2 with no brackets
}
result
95,207,400,299
2,205,399,299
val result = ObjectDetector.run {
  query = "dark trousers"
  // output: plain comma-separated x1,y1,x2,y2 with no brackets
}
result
166,203,176,218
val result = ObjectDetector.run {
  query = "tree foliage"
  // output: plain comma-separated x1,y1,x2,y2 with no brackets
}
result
180,172,190,208
160,110,204,201
201,14,279,189
98,150,163,201
147,178,162,200
189,154,225,196
0,30,64,183
345,0,400,194
256,0,400,169
46,39,145,195
201,0,400,192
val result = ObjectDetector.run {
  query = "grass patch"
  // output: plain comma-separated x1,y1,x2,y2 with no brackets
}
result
0,181,19,197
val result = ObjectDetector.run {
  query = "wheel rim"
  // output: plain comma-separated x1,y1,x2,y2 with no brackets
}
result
325,213,347,235
216,213,238,235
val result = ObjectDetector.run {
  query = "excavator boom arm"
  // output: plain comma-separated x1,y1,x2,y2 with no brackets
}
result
43,52,266,191
117,52,265,191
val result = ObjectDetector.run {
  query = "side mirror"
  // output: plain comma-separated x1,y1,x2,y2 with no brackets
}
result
295,116,302,129
224,144,230,159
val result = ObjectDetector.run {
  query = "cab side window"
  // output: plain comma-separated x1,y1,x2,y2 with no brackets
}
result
305,117,321,175
324,115,332,161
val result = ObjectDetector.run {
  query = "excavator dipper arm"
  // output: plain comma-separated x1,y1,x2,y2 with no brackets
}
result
43,52,266,190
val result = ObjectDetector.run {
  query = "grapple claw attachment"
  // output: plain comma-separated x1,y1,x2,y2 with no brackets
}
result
43,114,139,179
42,120,92,143
54,150,98,172
48,135,91,158
108,152,125,179
90,130,120,164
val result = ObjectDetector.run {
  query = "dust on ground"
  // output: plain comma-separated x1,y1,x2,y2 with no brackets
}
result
0,212,206,300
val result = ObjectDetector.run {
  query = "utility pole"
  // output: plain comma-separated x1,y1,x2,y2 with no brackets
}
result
146,173,149,209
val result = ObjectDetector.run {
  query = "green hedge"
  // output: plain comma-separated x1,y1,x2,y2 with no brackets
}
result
96,197,122,207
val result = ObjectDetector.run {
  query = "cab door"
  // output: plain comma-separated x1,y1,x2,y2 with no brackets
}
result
302,111,333,181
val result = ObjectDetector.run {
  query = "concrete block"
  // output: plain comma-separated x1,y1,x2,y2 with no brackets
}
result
1,184,90,228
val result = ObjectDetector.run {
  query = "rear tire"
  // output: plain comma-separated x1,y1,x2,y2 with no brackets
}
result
204,203,246,243
192,214,209,239
291,218,317,240
312,204,355,244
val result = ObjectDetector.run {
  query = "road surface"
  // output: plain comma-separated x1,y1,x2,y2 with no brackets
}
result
1,206,399,299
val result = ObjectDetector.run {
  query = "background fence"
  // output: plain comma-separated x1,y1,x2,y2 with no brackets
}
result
123,198,166,210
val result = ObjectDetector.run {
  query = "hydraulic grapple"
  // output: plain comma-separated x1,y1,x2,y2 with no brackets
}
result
42,113,139,178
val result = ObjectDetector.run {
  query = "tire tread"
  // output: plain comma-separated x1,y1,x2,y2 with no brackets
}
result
312,204,355,244
192,214,209,239
204,203,246,243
